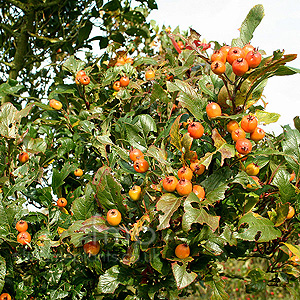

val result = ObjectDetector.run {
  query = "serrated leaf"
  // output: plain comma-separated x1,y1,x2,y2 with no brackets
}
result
52,162,77,195
255,110,280,125
205,275,229,300
237,212,281,242
71,184,96,220
169,114,183,151
0,256,6,293
282,125,300,180
171,262,197,290
92,166,126,214
150,83,169,104
232,4,264,47
156,193,181,230
283,243,300,259
167,80,206,120
220,225,237,246
97,266,130,293
62,56,85,74
181,133,196,161
0,102,18,138
182,193,220,232
246,268,267,293
272,168,296,203
212,129,235,166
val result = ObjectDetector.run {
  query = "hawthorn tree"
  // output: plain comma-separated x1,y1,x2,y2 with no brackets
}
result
0,3,300,300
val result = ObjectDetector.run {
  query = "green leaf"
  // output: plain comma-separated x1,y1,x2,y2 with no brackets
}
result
0,102,18,138
57,137,75,158
246,268,267,293
232,4,264,47
294,116,300,133
0,255,6,293
272,168,296,203
182,193,220,232
171,262,197,290
282,243,300,258
124,123,147,152
62,56,85,74
167,80,206,120
282,125,300,180
150,83,169,104
123,11,145,24
220,225,237,246
92,166,126,214
269,203,290,227
205,275,229,300
237,212,281,242
133,57,158,67
169,114,183,151
52,162,77,195
134,114,157,136
71,184,96,220
78,20,93,45
24,137,47,154
255,110,280,125
198,75,218,101
156,193,181,230
126,27,149,39
97,266,130,293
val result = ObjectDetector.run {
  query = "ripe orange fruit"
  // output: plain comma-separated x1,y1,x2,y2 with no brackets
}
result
242,44,255,56
177,166,193,181
133,158,149,173
231,127,246,142
227,47,245,65
129,148,144,161
236,138,252,155
0,293,11,300
190,162,205,175
57,198,67,207
176,179,192,196
49,99,62,110
83,240,100,256
107,209,122,226
162,176,178,192
188,122,204,139
18,152,29,163
250,127,265,142
226,120,239,133
16,220,28,232
120,76,130,87
287,206,295,219
232,58,249,76
17,231,31,245
193,185,205,199
206,102,222,119
145,70,155,80
211,50,227,63
241,115,258,133
113,81,121,91
211,60,226,75
175,244,190,259
74,168,84,177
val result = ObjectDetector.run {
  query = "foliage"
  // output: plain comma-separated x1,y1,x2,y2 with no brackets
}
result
0,2,300,299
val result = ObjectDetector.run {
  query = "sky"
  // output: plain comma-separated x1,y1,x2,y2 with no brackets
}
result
147,0,300,134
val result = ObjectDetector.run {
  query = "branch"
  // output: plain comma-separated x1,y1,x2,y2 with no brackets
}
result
0,23,15,36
